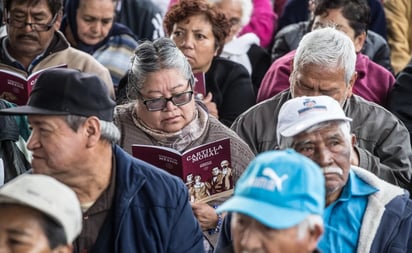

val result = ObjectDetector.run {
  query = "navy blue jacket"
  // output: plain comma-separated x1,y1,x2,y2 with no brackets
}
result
92,146,205,253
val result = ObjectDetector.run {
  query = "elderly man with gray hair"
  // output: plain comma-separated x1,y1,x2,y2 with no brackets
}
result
231,27,412,194
276,95,412,252
217,95,412,253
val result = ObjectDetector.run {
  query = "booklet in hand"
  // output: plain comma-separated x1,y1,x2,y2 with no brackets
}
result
0,64,67,105
132,138,233,203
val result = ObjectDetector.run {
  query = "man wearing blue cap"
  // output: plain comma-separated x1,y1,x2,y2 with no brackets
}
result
274,96,412,253
0,68,204,253
216,149,325,253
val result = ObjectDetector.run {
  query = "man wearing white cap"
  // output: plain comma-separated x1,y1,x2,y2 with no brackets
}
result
277,96,412,253
217,95,412,253
0,174,82,252
231,27,412,194
215,149,325,253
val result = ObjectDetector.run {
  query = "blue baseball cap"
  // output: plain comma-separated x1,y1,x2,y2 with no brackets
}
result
217,149,325,229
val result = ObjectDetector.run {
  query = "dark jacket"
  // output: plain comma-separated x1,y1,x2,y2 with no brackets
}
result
276,0,388,40
388,59,412,147
0,99,30,183
205,57,255,127
247,44,271,94
271,21,394,74
231,90,412,193
91,146,205,253
115,0,164,41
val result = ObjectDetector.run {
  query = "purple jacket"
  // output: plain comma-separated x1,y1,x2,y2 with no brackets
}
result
257,50,395,107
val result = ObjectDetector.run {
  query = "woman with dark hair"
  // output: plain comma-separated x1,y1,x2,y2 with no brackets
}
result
61,0,138,88
163,0,255,127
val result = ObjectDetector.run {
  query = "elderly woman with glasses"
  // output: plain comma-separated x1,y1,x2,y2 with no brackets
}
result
114,37,255,251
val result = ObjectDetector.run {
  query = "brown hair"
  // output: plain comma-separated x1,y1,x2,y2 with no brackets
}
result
163,0,231,55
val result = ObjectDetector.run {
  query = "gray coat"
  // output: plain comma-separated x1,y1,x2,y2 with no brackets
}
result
231,90,412,193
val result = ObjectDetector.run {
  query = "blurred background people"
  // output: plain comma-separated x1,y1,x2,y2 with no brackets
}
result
163,0,256,127
115,0,165,40
258,0,395,108
168,0,276,48
389,57,412,146
383,0,412,74
0,0,115,102
270,0,393,76
208,0,271,95
61,0,139,89
276,0,387,40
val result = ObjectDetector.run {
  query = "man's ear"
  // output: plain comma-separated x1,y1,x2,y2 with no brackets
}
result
346,71,357,98
307,224,324,252
354,31,366,53
83,117,102,147
351,133,357,147
53,10,63,30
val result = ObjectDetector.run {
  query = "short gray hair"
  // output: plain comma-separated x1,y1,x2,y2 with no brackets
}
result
279,120,352,150
64,115,120,144
291,27,356,87
208,0,253,27
127,38,194,100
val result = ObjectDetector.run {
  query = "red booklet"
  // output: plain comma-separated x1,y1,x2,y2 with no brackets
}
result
193,72,207,98
132,138,233,202
0,64,67,105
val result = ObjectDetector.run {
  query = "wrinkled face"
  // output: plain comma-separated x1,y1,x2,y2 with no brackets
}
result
292,123,352,203
290,63,354,106
0,205,55,253
6,0,60,61
26,115,89,182
213,0,243,42
312,8,365,52
231,213,317,253
136,68,196,133
76,0,115,45
170,14,218,73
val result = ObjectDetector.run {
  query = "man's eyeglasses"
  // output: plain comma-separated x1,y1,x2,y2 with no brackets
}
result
139,90,194,111
6,13,58,32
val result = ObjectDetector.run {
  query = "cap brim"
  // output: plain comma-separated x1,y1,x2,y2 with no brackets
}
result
281,115,352,137
0,106,69,116
216,196,310,229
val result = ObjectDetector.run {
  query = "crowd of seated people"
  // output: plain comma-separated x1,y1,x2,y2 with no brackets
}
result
0,0,411,252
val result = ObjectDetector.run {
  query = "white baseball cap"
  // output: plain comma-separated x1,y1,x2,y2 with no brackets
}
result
277,96,352,140
0,174,82,244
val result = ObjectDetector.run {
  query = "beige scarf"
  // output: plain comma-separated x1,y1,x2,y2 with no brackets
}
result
132,105,209,152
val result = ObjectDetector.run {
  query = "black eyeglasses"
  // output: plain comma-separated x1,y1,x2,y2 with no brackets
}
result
139,90,194,111
6,13,58,32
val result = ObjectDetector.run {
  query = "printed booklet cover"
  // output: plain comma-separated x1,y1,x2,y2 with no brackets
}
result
0,64,67,105
132,138,233,203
